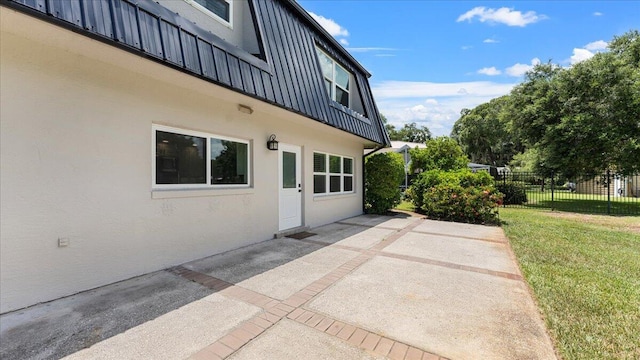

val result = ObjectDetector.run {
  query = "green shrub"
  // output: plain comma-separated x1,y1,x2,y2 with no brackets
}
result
365,152,405,214
409,169,502,224
409,137,469,173
496,182,528,205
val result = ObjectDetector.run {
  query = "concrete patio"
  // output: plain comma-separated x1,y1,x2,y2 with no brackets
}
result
0,214,557,360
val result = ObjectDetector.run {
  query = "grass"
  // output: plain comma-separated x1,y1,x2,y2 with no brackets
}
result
515,190,640,216
500,208,640,359
394,200,415,212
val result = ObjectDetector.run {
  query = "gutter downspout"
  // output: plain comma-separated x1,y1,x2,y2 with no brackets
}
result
362,144,387,213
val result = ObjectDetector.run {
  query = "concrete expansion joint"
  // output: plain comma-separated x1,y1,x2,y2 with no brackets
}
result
408,229,508,244
370,218,426,251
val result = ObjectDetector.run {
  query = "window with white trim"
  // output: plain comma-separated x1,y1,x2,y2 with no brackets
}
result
313,152,354,195
185,0,232,26
316,47,350,107
153,125,250,188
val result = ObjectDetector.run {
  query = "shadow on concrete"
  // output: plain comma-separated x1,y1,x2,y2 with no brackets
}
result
0,213,410,360
183,213,411,289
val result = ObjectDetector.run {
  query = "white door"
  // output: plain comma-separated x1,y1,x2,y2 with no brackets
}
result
279,144,302,230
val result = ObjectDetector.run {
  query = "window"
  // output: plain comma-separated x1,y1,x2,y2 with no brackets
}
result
313,152,354,195
185,0,232,26
316,47,350,107
153,125,250,188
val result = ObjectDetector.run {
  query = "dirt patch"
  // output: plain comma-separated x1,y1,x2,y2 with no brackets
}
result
543,212,640,234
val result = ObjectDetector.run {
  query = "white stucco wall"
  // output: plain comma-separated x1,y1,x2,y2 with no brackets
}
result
0,9,367,313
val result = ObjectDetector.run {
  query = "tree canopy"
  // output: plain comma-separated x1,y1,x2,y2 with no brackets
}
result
409,137,469,173
382,117,432,143
451,30,640,177
452,96,521,167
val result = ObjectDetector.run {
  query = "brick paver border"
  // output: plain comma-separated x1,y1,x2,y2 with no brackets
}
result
175,216,520,360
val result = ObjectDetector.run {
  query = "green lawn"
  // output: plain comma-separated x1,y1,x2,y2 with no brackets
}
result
515,190,640,216
394,200,416,212
500,209,640,359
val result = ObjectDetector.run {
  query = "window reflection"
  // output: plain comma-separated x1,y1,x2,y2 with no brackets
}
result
155,131,207,184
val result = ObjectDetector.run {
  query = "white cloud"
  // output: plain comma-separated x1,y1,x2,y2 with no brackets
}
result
570,48,595,64
372,80,517,136
593,12,603,16
461,45,473,50
457,7,546,27
372,80,515,99
339,38,349,46
568,41,607,65
308,12,349,37
483,38,499,43
585,40,608,51
478,67,502,76
505,58,541,77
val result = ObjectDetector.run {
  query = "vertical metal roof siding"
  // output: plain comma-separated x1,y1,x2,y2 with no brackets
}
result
4,0,388,145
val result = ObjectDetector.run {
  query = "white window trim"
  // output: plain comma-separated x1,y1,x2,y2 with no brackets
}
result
316,47,350,108
152,124,251,190
184,0,233,29
313,151,355,196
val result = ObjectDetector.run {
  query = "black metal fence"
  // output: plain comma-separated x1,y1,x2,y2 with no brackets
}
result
495,171,640,216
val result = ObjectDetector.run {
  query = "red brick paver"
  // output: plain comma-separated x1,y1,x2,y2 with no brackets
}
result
218,334,245,351
325,321,345,336
361,332,381,351
406,346,425,360
314,317,334,332
347,328,368,346
422,352,441,360
336,324,357,340
373,337,395,356
203,342,234,358
389,342,409,360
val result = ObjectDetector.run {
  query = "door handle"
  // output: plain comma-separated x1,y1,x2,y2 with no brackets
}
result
298,189,302,193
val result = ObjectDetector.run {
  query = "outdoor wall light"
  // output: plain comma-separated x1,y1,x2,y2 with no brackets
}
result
267,134,279,151
237,104,253,114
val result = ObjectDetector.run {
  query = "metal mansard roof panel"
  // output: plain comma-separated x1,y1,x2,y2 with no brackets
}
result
3,0,389,145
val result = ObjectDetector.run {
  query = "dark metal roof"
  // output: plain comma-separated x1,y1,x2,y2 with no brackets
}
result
2,0,390,146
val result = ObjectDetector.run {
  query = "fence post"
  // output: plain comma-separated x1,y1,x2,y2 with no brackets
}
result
503,171,507,208
551,171,555,211
607,169,611,215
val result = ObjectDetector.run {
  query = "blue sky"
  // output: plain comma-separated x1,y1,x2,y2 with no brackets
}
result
297,1,640,136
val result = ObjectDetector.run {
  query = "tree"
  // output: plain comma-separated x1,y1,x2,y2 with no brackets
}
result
393,122,432,143
409,137,469,173
380,115,432,142
509,148,541,173
509,30,640,177
451,96,520,166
